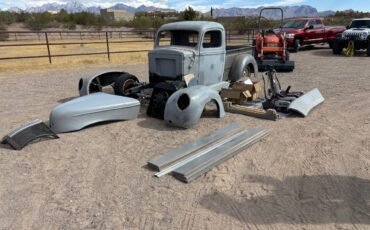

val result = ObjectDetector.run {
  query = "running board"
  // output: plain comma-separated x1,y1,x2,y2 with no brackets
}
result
288,88,324,117
1,119,59,150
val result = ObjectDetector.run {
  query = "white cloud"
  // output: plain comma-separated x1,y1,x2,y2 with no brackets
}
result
0,0,308,11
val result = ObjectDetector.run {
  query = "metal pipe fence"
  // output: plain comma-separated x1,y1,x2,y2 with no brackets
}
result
0,29,257,64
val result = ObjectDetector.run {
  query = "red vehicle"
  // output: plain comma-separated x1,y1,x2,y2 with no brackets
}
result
281,18,345,52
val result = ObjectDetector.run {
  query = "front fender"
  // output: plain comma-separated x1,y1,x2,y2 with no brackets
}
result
229,54,258,82
164,86,225,129
79,70,130,96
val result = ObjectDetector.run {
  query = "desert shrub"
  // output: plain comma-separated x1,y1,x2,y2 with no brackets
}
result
63,21,76,30
25,12,56,30
130,17,152,28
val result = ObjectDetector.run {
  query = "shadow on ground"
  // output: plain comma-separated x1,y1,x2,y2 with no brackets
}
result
200,175,370,225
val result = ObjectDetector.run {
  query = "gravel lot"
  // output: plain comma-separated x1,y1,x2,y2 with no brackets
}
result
0,46,369,230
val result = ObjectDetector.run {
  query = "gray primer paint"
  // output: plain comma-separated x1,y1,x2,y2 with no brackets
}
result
164,85,225,129
50,93,140,133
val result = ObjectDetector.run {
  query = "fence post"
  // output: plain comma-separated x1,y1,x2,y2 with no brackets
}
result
105,32,110,61
45,32,52,64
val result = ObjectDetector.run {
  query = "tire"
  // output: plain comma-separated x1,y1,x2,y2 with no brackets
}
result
285,50,290,61
292,39,300,53
332,40,343,55
113,74,139,97
242,65,252,79
367,40,370,57
329,41,334,49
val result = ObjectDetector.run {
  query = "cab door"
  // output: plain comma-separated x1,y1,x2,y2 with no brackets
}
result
304,19,317,43
315,19,325,42
198,29,226,86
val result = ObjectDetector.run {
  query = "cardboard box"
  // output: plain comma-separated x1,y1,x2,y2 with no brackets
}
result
220,89,251,104
221,80,262,104
231,81,261,101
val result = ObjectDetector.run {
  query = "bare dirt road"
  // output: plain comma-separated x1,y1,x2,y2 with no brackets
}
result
0,47,369,229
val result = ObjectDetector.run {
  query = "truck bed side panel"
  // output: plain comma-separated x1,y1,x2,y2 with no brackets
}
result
224,46,253,80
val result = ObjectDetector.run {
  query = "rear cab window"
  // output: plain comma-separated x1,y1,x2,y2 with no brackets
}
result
203,30,222,48
308,20,315,28
315,19,323,28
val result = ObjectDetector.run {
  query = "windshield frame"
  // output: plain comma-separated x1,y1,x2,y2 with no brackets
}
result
156,29,200,49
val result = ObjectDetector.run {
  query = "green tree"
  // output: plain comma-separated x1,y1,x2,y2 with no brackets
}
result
182,6,198,21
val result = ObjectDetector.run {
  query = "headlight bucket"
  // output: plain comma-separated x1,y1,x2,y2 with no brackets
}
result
360,33,368,40
177,93,190,110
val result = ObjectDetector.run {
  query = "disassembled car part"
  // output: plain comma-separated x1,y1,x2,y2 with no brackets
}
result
1,119,58,150
148,123,269,183
223,101,280,121
50,92,140,133
164,85,225,129
262,66,324,116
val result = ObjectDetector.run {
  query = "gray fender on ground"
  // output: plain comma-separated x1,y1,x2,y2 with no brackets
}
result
79,70,133,96
229,54,258,81
164,86,225,129
50,93,140,133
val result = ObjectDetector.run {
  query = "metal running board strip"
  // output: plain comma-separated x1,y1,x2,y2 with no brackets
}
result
154,128,249,178
172,128,269,183
148,123,243,171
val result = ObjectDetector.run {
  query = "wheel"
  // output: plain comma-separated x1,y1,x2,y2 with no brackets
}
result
329,41,334,49
292,39,301,53
367,39,370,57
285,50,290,61
332,40,343,55
242,65,252,79
113,74,139,97
88,77,102,94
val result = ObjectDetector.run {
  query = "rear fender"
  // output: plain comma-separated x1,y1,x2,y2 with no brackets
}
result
229,54,258,82
164,86,225,129
79,70,136,96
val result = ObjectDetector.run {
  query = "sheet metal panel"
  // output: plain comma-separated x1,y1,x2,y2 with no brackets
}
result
288,88,324,117
154,128,248,177
173,128,269,183
148,123,243,171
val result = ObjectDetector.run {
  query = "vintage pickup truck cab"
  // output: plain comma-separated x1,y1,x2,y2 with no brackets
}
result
77,21,258,128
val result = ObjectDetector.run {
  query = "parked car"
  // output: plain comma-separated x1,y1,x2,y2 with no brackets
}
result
281,18,345,52
332,18,370,56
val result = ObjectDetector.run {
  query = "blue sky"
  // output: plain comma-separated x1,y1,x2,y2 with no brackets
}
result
0,0,369,12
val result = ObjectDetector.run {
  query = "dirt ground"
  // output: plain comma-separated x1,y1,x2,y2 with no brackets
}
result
0,46,369,230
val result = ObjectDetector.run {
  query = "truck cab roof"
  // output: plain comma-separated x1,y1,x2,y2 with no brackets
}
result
288,17,323,21
158,21,225,33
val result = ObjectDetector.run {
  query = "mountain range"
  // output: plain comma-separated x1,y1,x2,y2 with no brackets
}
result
5,2,340,18
6,1,175,14
211,5,336,19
